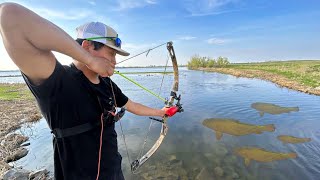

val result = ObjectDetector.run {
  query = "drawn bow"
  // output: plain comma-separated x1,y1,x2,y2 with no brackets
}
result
113,42,183,173
130,42,183,173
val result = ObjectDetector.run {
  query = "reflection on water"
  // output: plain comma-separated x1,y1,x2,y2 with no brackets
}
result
251,102,299,117
234,147,297,166
202,118,275,140
11,68,320,180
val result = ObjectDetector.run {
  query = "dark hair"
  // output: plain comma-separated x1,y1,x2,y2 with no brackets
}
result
75,38,105,50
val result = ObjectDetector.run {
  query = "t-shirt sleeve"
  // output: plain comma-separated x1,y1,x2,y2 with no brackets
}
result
110,80,128,107
22,60,66,99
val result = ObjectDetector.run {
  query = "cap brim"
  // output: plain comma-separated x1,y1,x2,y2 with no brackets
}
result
105,44,130,56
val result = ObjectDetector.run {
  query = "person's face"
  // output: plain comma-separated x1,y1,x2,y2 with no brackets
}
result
91,45,116,65
83,40,117,64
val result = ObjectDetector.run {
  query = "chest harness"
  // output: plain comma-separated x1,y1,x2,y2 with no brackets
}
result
51,66,125,139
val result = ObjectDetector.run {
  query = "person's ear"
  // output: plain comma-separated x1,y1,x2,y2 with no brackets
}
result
81,40,92,50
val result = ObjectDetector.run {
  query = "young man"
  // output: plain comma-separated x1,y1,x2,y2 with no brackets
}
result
0,3,178,179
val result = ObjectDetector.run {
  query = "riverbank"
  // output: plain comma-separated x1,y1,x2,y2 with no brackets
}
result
198,60,320,96
0,83,42,177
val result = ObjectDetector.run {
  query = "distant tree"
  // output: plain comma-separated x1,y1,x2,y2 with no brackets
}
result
187,54,201,69
187,55,230,69
206,58,216,68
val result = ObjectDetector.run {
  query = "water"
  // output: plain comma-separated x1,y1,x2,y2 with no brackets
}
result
0,70,24,83
3,68,320,179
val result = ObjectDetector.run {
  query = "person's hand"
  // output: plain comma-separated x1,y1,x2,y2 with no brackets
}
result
162,106,179,117
86,56,116,77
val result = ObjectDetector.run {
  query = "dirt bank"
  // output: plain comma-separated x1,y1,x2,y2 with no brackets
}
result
0,84,42,176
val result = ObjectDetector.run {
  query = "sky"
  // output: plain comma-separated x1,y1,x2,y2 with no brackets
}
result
0,0,319,70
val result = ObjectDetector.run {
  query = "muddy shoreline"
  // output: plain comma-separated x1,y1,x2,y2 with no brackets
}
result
0,90,42,177
199,67,320,96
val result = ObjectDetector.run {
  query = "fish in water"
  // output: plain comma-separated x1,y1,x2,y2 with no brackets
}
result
251,102,299,117
202,118,275,140
234,147,297,166
277,135,311,144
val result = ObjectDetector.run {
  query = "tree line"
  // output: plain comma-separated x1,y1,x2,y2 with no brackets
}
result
187,54,230,69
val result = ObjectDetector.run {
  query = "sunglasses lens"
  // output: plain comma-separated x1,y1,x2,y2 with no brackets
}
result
115,38,121,48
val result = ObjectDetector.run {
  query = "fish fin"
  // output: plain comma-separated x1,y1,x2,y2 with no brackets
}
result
259,112,264,117
244,158,251,166
288,153,297,159
263,124,276,132
215,131,223,140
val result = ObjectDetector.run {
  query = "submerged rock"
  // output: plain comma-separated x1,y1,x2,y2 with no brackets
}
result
2,167,30,180
138,156,188,180
213,145,228,158
29,169,48,180
214,166,224,177
5,148,28,163
2,167,49,180
3,133,29,149
195,168,214,180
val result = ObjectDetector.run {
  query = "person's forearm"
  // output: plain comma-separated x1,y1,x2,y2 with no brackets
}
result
0,3,91,64
126,100,165,117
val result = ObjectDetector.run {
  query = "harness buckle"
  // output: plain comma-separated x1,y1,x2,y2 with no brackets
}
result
102,107,126,124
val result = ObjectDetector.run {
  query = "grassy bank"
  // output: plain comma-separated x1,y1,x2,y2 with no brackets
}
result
199,60,320,95
226,60,320,88
0,83,33,100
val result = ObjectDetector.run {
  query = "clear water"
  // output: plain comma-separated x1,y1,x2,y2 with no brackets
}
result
4,68,320,180
0,70,24,83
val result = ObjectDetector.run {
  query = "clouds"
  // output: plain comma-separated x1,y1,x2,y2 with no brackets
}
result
206,38,229,45
88,1,96,6
113,0,157,11
177,35,230,45
177,35,229,45
183,0,240,17
122,42,158,51
179,36,197,40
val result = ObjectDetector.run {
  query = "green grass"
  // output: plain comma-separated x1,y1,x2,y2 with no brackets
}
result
225,60,320,88
0,84,33,100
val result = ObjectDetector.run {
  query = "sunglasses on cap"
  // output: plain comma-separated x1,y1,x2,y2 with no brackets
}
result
85,36,122,48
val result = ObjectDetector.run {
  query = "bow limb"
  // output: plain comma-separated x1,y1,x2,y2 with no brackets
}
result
131,42,181,173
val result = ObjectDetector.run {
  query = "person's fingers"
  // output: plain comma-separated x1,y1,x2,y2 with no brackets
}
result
87,56,116,77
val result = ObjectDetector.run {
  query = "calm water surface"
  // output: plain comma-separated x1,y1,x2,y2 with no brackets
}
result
5,68,320,180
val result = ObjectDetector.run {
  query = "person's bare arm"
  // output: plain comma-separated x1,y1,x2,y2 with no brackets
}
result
125,99,166,117
0,3,114,85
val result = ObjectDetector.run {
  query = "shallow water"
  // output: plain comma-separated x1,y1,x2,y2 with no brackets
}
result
7,68,320,180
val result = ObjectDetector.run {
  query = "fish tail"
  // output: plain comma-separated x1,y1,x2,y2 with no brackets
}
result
306,138,312,142
259,112,264,117
263,124,276,132
288,153,297,159
293,107,299,112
